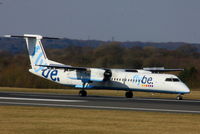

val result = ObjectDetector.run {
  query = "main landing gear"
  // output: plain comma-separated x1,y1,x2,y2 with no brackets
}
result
79,90,87,97
176,94,183,100
79,82,87,97
125,91,133,98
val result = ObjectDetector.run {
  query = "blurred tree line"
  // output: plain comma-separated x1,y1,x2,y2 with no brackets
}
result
0,42,200,89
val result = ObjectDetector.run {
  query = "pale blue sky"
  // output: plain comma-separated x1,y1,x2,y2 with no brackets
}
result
0,0,200,43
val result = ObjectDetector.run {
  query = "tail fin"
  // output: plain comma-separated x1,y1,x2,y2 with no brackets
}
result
4,34,64,73
23,34,49,72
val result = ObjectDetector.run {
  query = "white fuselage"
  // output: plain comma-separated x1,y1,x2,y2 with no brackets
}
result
30,68,190,95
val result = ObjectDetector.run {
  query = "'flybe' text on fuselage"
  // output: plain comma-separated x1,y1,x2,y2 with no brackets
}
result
133,75,153,87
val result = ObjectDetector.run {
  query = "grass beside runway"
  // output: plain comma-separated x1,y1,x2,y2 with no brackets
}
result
0,106,199,134
0,87,199,99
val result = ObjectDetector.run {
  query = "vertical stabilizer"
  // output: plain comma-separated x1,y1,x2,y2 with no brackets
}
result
4,34,64,74
24,34,49,72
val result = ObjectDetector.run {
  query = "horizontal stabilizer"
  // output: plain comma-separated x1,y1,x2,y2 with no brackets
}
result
4,34,63,40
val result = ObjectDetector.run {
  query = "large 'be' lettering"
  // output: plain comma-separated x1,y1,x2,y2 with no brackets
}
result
141,75,153,84
42,69,60,82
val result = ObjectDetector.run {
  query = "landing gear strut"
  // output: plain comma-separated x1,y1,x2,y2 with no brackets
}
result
125,91,133,98
79,90,87,97
176,94,183,100
79,82,87,97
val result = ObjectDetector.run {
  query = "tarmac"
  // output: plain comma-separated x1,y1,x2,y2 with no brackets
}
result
0,91,199,114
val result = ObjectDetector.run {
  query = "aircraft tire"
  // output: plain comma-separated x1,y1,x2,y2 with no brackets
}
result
125,91,133,98
176,95,183,100
79,90,87,97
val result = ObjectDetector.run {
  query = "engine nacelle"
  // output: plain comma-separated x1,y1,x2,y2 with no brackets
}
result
89,68,106,82
103,70,112,81
68,68,112,82
89,69,112,82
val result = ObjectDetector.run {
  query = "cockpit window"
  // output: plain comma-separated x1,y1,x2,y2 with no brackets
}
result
165,78,180,82
165,78,172,81
172,78,180,82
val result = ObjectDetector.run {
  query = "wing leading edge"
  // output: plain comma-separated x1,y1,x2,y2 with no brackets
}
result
37,64,183,73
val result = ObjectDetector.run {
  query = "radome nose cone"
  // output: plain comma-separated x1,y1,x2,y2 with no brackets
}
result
183,84,190,93
186,88,190,93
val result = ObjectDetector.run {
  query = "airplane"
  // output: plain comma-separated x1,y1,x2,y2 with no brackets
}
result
4,34,190,100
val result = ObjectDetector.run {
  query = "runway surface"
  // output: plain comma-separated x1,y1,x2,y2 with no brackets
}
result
0,91,199,114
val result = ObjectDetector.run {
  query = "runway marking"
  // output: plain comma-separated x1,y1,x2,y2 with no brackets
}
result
0,101,199,114
57,96,200,103
0,97,87,103
1,91,200,103
133,98,200,103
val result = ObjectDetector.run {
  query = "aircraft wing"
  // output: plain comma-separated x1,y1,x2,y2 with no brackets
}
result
142,67,184,73
37,64,183,73
37,64,88,71
116,67,183,73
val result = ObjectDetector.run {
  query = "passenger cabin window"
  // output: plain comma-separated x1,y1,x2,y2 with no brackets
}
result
165,78,180,82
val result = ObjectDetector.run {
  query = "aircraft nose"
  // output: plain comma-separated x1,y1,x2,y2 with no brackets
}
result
182,84,190,94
